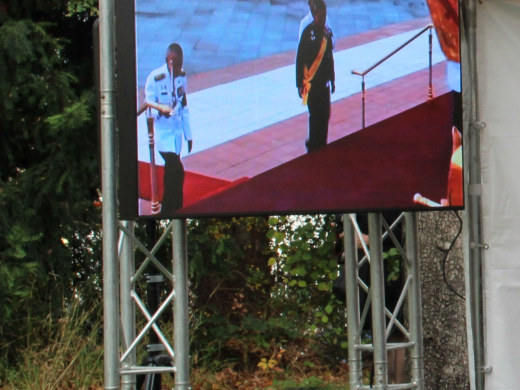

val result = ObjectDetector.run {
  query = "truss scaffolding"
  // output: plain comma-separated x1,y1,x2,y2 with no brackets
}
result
97,0,485,387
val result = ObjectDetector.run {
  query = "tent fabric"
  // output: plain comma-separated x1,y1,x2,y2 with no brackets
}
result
477,1,520,388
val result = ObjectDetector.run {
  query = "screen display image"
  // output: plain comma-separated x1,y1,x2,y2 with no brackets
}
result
117,0,463,219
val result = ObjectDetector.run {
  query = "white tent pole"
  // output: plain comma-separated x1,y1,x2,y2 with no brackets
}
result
463,0,486,388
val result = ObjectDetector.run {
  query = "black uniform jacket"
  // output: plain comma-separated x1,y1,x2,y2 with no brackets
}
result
296,23,335,90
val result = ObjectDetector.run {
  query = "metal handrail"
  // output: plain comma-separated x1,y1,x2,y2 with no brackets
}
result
351,24,434,128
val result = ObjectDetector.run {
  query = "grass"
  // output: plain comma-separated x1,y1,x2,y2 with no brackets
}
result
0,300,357,390
0,301,103,390
269,375,349,389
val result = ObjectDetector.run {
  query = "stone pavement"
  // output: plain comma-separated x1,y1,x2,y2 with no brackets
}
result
137,18,444,161
135,0,431,87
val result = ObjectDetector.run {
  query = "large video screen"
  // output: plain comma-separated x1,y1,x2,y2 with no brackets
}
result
117,0,463,219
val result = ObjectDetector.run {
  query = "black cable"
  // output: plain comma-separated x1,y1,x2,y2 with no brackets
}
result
442,211,465,300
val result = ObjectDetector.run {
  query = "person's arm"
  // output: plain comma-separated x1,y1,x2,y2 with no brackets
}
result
296,30,306,97
144,72,161,118
338,232,369,249
181,107,192,153
328,34,335,94
144,74,155,102
180,77,193,153
325,17,335,49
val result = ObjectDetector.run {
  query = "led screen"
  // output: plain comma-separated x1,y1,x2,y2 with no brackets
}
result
117,0,463,219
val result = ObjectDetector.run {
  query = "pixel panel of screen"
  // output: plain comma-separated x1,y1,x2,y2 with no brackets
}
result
130,0,463,218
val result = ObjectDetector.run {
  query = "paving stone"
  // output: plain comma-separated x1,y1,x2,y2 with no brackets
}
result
135,0,430,87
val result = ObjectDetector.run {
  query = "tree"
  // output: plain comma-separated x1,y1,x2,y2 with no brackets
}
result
418,211,469,390
0,0,101,356
186,216,278,369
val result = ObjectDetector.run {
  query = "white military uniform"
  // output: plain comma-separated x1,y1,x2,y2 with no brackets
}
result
145,63,192,161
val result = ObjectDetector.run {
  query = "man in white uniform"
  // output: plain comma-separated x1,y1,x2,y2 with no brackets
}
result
144,43,192,214
145,43,192,157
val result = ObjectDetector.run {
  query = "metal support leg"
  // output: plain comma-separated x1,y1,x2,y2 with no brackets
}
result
405,212,425,390
344,214,363,389
369,213,388,390
100,0,119,385
173,220,191,390
121,222,136,390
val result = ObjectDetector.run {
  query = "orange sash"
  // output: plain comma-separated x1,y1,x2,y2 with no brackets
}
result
301,35,328,105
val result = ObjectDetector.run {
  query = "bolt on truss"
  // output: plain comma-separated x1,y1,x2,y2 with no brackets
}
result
343,212,424,390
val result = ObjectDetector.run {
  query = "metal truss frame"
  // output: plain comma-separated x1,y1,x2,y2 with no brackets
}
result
107,220,192,390
99,0,484,386
344,212,425,390
107,212,424,390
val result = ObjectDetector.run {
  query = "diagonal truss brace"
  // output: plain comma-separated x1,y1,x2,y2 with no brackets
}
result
355,213,405,269
132,291,175,359
119,222,174,282
121,289,175,363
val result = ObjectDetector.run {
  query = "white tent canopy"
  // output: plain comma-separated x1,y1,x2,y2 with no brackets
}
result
473,0,520,388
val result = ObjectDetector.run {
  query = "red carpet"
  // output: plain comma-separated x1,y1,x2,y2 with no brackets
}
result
172,92,459,217
138,162,248,208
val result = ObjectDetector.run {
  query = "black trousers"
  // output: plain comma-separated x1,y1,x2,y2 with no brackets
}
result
159,152,185,216
306,84,331,152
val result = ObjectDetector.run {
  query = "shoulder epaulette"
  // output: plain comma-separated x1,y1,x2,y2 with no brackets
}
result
155,73,166,81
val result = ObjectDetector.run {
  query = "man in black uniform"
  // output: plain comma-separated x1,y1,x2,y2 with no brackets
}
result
296,0,335,153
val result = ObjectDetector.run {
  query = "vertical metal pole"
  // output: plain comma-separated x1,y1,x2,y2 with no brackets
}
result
405,212,425,390
121,222,136,390
343,214,362,389
99,0,119,387
368,213,387,390
465,0,485,387
428,28,433,100
173,219,191,390
362,76,366,129
145,220,162,390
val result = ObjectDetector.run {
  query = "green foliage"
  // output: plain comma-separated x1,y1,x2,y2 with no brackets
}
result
383,247,401,283
0,0,101,364
267,215,347,352
187,217,277,369
66,0,99,16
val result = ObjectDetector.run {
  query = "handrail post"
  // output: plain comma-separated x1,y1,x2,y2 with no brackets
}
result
428,27,433,100
362,76,366,129
351,24,435,128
